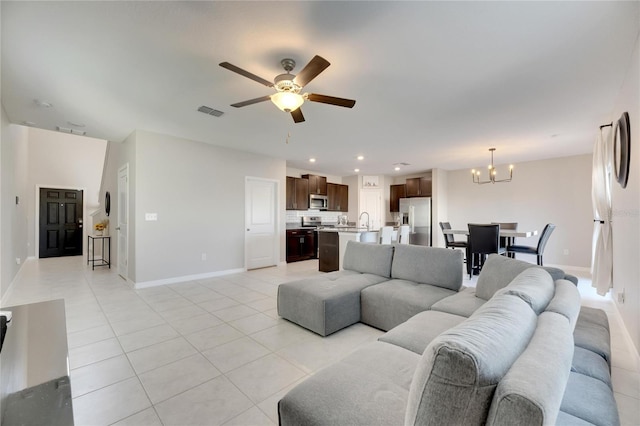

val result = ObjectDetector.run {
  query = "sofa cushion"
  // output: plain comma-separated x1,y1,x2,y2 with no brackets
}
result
430,287,486,318
571,346,612,389
556,410,596,425
378,310,467,355
405,293,537,426
278,341,419,426
361,279,457,331
343,241,395,277
560,372,620,426
545,279,582,329
390,244,463,291
486,312,574,426
476,254,565,300
574,307,611,367
277,272,388,336
494,267,554,315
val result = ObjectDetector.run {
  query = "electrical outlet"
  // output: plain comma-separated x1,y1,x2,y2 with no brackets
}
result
201,253,207,261
617,291,625,304
15,258,21,265
563,249,569,255
145,213,158,221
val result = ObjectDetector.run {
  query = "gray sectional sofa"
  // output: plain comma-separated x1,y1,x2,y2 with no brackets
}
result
277,241,618,426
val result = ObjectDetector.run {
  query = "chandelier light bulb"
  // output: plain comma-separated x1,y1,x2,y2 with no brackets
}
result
270,92,304,112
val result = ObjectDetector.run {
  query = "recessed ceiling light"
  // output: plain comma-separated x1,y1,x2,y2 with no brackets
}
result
394,167,401,171
357,155,364,160
309,158,316,163
354,168,360,173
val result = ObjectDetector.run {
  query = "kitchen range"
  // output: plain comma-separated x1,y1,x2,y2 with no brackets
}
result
285,216,324,263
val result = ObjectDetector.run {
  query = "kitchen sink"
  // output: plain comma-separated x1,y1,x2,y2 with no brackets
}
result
358,231,379,243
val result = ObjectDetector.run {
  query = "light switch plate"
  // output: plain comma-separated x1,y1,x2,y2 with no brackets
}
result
145,213,158,221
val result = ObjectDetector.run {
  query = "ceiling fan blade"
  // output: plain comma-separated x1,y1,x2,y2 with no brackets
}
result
293,55,330,88
307,93,356,108
291,108,305,123
230,95,272,108
219,62,273,87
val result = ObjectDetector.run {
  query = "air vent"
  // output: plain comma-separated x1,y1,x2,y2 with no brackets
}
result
56,126,86,136
198,106,224,117
393,162,411,166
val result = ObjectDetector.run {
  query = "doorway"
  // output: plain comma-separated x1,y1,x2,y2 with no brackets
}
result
39,188,84,258
245,177,279,270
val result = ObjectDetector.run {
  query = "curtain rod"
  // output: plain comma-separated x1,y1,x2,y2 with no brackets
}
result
600,122,613,129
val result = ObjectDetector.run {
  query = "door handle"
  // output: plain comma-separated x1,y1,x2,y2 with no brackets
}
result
115,227,121,230
247,228,250,231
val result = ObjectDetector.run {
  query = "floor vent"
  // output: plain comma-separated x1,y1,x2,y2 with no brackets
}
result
198,106,224,117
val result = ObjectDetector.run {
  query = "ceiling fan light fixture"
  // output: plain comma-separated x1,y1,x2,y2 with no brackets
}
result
271,92,304,113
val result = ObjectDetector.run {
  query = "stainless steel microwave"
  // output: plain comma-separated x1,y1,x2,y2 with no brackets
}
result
309,194,328,210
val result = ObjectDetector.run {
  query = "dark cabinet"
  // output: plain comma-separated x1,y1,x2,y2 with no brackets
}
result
286,177,309,210
390,184,406,212
302,174,327,195
286,229,316,262
327,183,349,212
318,231,339,272
406,177,432,197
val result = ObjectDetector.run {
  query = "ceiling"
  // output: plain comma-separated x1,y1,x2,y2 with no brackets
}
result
2,1,638,177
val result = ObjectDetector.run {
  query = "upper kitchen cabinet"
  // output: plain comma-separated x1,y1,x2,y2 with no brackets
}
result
405,177,432,197
390,184,407,212
327,183,349,212
302,174,327,195
286,177,309,210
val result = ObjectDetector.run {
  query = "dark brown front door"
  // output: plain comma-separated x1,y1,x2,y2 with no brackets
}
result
39,188,83,258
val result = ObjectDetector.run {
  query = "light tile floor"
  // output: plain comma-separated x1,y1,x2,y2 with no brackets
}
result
2,257,639,425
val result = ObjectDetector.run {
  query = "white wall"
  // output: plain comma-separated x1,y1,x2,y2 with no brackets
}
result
0,106,29,301
446,154,593,268
130,130,286,285
432,168,448,248
610,35,640,353
26,128,107,258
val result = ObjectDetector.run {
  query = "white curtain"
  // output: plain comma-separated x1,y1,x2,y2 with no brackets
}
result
591,127,613,295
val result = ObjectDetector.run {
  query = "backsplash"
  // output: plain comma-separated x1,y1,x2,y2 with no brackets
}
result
286,210,343,225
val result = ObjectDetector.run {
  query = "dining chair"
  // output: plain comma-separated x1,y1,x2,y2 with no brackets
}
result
467,223,505,277
439,222,468,250
398,225,410,245
380,226,394,244
507,223,556,266
492,222,518,258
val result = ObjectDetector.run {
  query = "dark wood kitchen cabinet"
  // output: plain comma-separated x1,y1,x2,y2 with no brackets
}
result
390,184,406,212
286,177,309,210
318,231,339,272
327,183,349,212
302,174,327,195
286,229,316,262
406,177,432,197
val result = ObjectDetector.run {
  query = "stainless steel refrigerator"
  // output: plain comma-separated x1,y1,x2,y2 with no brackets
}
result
399,197,431,246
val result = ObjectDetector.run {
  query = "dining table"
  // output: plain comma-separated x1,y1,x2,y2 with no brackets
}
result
441,229,538,238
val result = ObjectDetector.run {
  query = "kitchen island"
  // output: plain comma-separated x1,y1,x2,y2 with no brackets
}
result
318,228,379,272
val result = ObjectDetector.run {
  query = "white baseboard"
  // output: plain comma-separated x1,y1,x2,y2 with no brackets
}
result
0,260,27,306
545,263,591,274
133,268,246,289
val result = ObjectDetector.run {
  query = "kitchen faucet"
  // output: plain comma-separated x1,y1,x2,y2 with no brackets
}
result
359,211,370,230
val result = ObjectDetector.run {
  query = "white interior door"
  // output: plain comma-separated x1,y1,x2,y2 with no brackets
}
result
117,164,129,279
245,177,278,270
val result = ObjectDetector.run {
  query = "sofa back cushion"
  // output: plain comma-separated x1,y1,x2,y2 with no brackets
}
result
405,293,537,426
496,268,555,315
476,254,565,300
545,279,581,329
343,241,395,277
391,244,463,291
486,312,574,426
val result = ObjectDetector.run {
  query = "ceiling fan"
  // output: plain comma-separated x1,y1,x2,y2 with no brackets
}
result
219,55,356,123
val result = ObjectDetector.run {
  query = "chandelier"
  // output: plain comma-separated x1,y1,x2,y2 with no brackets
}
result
471,148,514,184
